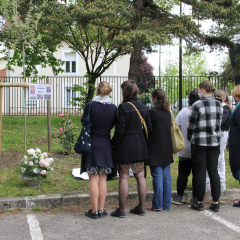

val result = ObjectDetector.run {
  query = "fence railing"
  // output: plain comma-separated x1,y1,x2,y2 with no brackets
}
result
1,76,235,116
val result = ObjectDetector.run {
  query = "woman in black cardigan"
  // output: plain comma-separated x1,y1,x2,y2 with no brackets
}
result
111,80,152,218
146,89,173,211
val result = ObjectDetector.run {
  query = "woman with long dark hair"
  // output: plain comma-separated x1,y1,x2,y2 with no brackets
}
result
146,88,173,211
111,80,152,218
187,80,223,212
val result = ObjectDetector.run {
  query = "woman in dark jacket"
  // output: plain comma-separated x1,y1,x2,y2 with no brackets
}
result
111,80,152,218
146,89,173,211
81,81,117,219
229,85,240,207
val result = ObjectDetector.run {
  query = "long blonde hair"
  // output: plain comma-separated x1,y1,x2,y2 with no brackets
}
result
214,90,232,110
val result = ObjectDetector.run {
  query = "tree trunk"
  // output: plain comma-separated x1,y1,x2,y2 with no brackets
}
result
86,75,97,102
128,0,143,85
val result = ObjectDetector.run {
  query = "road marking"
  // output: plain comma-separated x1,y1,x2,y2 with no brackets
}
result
203,210,240,234
27,214,44,240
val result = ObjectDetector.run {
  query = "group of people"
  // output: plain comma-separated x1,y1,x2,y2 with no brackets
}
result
80,79,240,219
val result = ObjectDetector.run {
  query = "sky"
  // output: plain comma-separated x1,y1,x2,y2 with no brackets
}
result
146,3,229,76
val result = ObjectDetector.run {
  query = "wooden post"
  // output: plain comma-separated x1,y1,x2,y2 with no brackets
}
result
46,77,51,153
0,78,4,154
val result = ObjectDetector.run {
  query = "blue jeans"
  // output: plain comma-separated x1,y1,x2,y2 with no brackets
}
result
150,165,172,210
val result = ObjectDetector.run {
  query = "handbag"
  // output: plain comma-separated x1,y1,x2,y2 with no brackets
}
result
127,102,148,139
170,110,185,154
74,102,92,155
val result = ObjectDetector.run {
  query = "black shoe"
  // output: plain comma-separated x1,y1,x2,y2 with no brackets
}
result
85,209,99,219
171,195,182,205
191,202,204,211
130,205,145,216
210,202,219,212
111,208,126,218
98,210,108,218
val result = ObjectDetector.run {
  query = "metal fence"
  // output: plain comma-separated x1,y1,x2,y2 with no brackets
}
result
1,76,235,116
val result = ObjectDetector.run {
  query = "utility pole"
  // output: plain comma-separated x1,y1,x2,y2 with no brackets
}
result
159,45,161,88
179,3,183,111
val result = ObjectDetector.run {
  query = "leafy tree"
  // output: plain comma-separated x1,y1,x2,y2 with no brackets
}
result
0,0,63,78
138,52,155,93
162,52,210,103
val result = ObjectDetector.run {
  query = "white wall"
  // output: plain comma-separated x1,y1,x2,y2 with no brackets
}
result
1,42,130,77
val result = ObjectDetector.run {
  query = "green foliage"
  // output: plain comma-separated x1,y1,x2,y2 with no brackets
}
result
163,52,210,76
32,205,42,211
0,0,64,78
58,114,77,154
72,74,95,111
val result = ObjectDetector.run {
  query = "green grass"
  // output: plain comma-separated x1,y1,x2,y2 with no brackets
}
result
0,116,239,197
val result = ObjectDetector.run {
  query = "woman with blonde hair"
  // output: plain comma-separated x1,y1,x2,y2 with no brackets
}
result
205,90,231,191
81,81,117,219
229,85,240,207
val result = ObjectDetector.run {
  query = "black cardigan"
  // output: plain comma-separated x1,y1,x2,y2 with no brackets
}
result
221,105,231,131
146,108,173,166
111,96,152,164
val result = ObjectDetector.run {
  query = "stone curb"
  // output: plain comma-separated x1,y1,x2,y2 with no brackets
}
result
0,189,239,210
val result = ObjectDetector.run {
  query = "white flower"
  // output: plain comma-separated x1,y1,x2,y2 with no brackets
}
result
35,160,38,164
29,161,34,166
40,170,47,175
27,148,35,155
23,156,28,161
49,158,54,163
35,148,41,154
50,167,54,171
38,154,44,160
21,168,26,174
32,154,37,158
24,161,28,165
45,158,51,162
42,152,48,158
33,168,40,174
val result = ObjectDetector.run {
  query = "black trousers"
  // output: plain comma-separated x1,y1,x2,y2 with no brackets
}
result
191,144,220,202
177,157,195,197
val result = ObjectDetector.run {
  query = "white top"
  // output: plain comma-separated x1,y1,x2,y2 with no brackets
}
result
176,107,191,159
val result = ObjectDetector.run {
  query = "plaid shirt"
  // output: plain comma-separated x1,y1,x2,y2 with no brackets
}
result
187,96,223,146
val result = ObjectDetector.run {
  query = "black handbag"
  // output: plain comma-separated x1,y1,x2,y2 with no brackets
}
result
74,102,92,155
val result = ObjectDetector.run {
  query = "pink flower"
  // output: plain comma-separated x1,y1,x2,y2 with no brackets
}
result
40,170,47,175
29,161,34,166
39,159,46,167
59,114,64,117
42,152,48,158
45,158,50,162
59,128,63,131
44,161,49,167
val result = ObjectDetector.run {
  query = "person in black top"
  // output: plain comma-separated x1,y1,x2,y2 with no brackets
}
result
111,80,152,218
206,90,231,191
81,82,117,219
146,88,173,211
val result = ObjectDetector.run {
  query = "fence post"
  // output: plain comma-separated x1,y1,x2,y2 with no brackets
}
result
46,77,51,153
0,78,4,154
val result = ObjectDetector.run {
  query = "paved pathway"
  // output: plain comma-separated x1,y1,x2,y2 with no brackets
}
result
0,203,240,240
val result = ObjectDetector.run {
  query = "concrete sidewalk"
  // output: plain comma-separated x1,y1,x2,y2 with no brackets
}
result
0,189,239,210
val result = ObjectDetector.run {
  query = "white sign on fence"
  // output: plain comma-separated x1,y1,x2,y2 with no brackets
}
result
29,84,52,101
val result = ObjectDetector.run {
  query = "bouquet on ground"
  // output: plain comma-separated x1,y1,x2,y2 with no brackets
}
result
20,148,54,180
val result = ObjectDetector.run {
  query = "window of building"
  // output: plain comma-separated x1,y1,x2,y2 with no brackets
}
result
62,51,79,75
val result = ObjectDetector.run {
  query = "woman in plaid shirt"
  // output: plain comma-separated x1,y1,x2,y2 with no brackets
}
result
187,80,223,212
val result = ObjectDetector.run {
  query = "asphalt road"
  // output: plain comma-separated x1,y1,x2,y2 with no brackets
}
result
0,203,240,240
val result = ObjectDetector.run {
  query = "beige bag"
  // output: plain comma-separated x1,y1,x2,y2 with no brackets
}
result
170,110,185,154
127,102,148,139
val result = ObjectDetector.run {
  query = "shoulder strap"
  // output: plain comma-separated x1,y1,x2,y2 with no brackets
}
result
127,102,148,139
87,102,92,116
